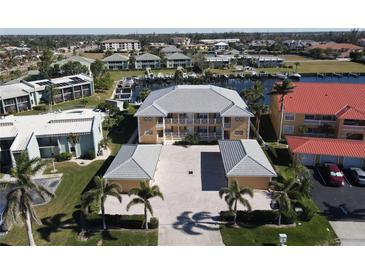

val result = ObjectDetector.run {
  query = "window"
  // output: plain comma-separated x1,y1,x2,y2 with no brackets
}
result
284,113,295,121
235,117,244,122
234,130,244,136
144,130,153,135
143,117,152,122
283,125,294,134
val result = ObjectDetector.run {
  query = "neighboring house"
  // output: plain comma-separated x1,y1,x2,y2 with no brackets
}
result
160,45,182,55
100,39,141,52
358,38,365,47
171,37,191,46
102,53,129,70
246,55,284,68
0,74,94,114
53,55,95,76
200,38,240,44
165,53,192,69
219,139,277,189
134,85,253,144
214,42,229,51
248,40,276,49
103,144,162,193
307,43,363,58
287,136,365,168
282,40,319,51
0,109,103,168
135,53,161,69
270,83,365,141
205,55,231,68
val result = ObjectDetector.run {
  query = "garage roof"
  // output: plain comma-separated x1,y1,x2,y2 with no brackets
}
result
287,136,365,158
218,140,277,177
103,144,162,180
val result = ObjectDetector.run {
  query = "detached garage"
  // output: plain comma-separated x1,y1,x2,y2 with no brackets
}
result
103,144,162,193
287,136,365,169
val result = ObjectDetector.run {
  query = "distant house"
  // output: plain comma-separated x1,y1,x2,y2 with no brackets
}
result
214,42,229,51
205,55,231,68
100,39,141,52
160,45,182,55
53,55,95,76
248,40,276,49
282,40,319,51
166,53,192,69
135,53,161,69
200,38,240,44
171,37,191,46
307,43,363,58
246,55,283,68
358,38,365,47
103,53,129,70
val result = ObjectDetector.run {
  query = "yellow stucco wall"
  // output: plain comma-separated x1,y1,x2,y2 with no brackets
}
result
228,176,271,190
107,179,150,193
228,117,249,140
138,117,158,144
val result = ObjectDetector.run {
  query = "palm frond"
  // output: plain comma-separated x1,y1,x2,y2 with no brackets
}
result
145,200,153,216
126,197,144,211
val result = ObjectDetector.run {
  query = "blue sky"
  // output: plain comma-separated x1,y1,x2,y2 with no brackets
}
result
0,28,359,35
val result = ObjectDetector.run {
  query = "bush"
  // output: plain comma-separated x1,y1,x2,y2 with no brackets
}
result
32,105,47,111
56,152,73,161
85,214,145,229
87,150,96,160
123,101,129,110
148,217,159,229
220,210,279,225
281,209,297,224
297,198,317,221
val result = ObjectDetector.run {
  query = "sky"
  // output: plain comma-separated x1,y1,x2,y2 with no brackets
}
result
0,28,359,35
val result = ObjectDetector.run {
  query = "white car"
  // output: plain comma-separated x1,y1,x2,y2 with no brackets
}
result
350,168,365,186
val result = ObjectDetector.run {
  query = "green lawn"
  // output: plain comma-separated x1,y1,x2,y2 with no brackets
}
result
0,160,156,246
220,214,338,246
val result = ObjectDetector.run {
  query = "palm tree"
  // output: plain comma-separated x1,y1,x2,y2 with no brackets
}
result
294,62,300,72
0,152,53,246
271,189,292,226
81,176,122,231
268,79,295,142
219,181,253,225
46,84,55,112
127,181,164,229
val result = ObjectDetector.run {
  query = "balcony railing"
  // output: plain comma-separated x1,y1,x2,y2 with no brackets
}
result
164,118,222,125
342,125,365,132
303,119,337,126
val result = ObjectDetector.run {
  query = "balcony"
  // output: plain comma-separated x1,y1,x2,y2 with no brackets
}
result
342,125,365,132
303,119,337,126
224,123,231,129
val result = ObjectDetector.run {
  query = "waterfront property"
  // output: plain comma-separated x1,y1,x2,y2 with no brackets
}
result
103,144,162,193
270,82,365,141
135,53,161,69
53,55,95,76
103,53,129,70
287,136,365,168
100,39,141,52
219,139,277,189
307,43,363,58
246,55,284,68
0,74,94,114
165,53,192,69
0,109,103,169
134,85,253,144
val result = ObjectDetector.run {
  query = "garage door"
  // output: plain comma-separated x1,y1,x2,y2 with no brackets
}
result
320,155,339,165
343,157,363,168
298,154,316,166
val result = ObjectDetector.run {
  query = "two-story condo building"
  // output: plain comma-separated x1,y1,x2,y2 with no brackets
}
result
0,74,94,114
100,39,141,52
102,53,129,70
165,53,192,69
270,82,365,141
0,109,103,169
134,85,253,144
135,53,161,69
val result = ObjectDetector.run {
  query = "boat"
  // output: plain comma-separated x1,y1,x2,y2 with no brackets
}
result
289,73,301,79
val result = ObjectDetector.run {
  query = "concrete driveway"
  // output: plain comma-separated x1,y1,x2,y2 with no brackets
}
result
105,145,271,246
330,221,365,246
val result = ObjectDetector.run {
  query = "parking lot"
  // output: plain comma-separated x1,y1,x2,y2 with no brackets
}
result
311,166,365,221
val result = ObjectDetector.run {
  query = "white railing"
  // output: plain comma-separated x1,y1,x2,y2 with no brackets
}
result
303,119,337,126
164,118,222,125
342,125,365,132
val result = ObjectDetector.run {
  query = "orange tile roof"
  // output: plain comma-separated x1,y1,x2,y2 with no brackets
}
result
308,43,363,50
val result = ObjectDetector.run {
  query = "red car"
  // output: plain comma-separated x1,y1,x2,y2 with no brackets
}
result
324,163,345,186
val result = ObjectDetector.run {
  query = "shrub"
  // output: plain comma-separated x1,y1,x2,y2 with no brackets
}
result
148,217,159,229
297,198,317,221
85,214,145,229
220,210,279,225
32,105,47,111
56,152,73,162
123,101,129,110
87,150,96,160
281,209,297,224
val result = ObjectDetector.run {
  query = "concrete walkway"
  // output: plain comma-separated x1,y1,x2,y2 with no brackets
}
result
330,221,365,246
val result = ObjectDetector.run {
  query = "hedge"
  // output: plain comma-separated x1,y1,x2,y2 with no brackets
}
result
220,210,296,225
85,214,159,229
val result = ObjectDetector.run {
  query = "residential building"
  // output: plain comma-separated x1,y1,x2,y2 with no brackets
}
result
287,136,365,168
134,53,161,69
358,38,365,47
246,55,284,68
270,82,365,141
307,43,363,58
102,53,129,70
248,40,276,49
205,55,231,68
103,144,162,193
282,40,319,51
165,53,192,69
200,38,240,44
100,39,141,52
160,45,182,55
219,140,277,189
134,85,253,144
171,37,191,46
214,42,229,51
0,109,103,169
0,74,94,114
53,55,95,76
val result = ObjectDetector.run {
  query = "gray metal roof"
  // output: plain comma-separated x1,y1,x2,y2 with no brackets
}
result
166,52,191,60
102,53,129,62
104,144,162,180
161,45,182,53
135,53,161,61
218,140,277,177
135,85,253,117
54,55,95,67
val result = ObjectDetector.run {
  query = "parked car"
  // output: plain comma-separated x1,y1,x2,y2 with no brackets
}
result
349,168,365,186
324,163,345,186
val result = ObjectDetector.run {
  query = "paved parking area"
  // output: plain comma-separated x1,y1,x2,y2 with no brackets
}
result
105,145,271,246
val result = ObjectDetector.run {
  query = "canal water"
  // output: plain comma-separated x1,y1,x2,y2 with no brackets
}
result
131,75,365,104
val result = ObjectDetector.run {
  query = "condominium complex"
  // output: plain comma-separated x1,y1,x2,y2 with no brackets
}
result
134,53,161,69
134,85,253,144
102,53,129,70
100,39,141,52
0,74,94,114
0,109,103,168
165,53,192,69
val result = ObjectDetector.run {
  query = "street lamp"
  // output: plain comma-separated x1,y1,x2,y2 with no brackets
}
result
279,233,287,246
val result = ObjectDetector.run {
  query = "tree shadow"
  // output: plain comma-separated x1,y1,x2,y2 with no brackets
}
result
200,152,227,191
172,211,221,235
322,202,365,221
37,213,77,242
